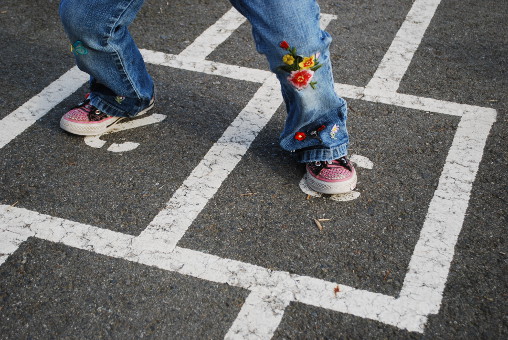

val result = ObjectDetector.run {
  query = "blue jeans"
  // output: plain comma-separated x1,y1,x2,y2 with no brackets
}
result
59,0,349,162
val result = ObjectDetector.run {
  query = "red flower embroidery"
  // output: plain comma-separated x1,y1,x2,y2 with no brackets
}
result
294,132,307,141
317,125,326,132
287,69,314,90
277,41,322,89
279,41,290,49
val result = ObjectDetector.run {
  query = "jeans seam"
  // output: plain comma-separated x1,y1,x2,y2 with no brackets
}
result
107,0,142,99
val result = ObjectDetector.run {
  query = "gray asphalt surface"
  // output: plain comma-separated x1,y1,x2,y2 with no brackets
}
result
1,0,507,339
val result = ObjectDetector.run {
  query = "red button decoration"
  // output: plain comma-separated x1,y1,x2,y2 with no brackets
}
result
294,132,307,141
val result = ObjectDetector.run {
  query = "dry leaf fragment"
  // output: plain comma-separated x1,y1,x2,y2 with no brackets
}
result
314,219,323,231
333,285,341,296
240,192,257,197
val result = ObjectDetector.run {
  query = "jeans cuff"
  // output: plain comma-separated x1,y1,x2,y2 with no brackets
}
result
295,143,348,163
90,93,152,118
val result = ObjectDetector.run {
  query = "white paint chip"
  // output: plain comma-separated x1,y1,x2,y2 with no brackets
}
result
83,113,167,152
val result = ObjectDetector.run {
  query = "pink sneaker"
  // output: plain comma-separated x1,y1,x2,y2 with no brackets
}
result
60,95,154,136
305,156,357,194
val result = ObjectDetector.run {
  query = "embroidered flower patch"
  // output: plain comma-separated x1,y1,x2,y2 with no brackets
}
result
278,41,322,90
330,124,339,139
71,41,88,56
295,125,327,142
288,69,315,90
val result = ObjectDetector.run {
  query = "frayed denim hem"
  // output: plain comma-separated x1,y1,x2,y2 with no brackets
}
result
90,93,152,117
295,143,348,163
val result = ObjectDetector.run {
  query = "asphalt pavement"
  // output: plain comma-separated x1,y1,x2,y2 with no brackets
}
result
1,0,506,339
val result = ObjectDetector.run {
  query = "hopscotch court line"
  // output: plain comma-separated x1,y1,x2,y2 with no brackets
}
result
0,0,498,337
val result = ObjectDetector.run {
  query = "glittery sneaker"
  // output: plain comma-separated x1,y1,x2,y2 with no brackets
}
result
305,156,357,194
60,95,154,136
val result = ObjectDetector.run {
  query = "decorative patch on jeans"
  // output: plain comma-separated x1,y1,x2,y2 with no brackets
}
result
295,125,327,142
71,41,88,56
278,40,322,90
115,96,125,104
294,131,307,141
330,124,339,139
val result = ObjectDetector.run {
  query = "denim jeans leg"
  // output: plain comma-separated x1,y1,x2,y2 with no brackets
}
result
59,0,153,117
229,0,349,163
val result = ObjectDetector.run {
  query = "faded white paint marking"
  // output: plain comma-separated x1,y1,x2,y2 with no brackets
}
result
330,191,362,202
144,50,480,118
83,113,166,151
0,204,425,332
0,67,87,149
320,13,338,30
350,154,374,170
178,10,336,61
107,142,140,153
0,205,135,261
361,89,478,117
0,207,35,265
366,0,443,92
335,83,484,118
142,49,272,84
135,76,283,252
399,107,497,316
83,136,108,149
225,290,291,340
179,7,246,59
299,175,322,198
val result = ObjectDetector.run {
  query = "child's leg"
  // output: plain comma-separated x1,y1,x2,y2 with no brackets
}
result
229,0,356,194
229,0,349,163
59,0,153,118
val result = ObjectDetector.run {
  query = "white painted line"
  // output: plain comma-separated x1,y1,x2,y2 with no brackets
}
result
225,290,291,340
399,107,497,315
0,204,423,332
320,14,338,30
366,0,443,92
0,205,135,261
142,49,272,84
178,10,336,61
179,7,247,59
144,50,490,118
0,66,88,149
0,206,35,265
335,83,497,117
134,76,283,252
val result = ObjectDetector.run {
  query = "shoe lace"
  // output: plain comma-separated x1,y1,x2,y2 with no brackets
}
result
312,156,352,173
72,97,109,121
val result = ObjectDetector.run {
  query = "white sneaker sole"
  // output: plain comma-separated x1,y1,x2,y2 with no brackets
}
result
60,100,155,136
304,170,358,195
